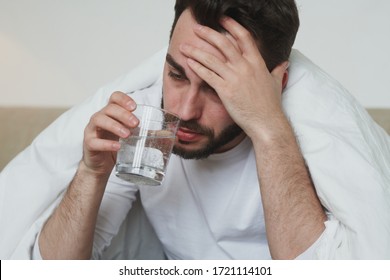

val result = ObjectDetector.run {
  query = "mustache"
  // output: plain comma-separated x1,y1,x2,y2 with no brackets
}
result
161,96,214,137
179,120,214,137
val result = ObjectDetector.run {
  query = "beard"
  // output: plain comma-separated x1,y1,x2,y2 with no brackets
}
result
161,98,243,160
173,120,243,159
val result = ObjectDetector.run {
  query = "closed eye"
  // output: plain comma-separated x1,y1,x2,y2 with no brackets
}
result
168,70,186,81
166,54,188,82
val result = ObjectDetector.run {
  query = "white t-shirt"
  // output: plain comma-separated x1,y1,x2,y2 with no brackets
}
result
140,136,269,259
33,83,321,259
97,136,271,260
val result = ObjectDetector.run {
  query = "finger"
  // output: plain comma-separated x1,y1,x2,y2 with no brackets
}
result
103,103,139,129
220,17,267,68
180,43,231,80
109,91,137,111
84,137,121,152
225,32,241,54
186,57,224,91
87,111,131,139
193,24,241,63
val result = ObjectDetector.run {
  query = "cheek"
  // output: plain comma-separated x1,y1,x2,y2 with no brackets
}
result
206,106,235,130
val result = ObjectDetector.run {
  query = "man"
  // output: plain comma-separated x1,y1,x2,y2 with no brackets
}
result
5,0,390,259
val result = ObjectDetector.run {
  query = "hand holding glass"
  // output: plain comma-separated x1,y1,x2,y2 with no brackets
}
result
115,104,180,186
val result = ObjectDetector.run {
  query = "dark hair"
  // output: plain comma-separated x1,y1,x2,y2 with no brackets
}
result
170,0,299,71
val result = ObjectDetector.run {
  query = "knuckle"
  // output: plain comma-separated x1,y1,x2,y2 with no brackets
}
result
122,110,132,121
109,92,118,102
240,28,252,40
90,112,101,123
204,54,218,67
109,91,125,103
84,138,95,151
110,91,135,110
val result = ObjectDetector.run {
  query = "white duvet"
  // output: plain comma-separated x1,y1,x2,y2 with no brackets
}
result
0,49,389,259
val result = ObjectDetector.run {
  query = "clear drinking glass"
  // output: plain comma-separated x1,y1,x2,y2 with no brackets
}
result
115,104,180,186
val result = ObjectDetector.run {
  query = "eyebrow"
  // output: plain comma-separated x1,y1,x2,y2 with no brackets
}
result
166,53,187,79
165,53,216,92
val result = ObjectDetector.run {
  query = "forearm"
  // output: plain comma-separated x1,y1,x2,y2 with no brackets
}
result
251,116,326,259
39,161,109,259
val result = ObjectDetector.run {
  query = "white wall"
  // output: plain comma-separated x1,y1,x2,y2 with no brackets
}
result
0,0,389,108
294,0,390,108
0,0,175,107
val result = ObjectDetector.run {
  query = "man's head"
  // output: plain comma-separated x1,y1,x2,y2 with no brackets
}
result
163,0,300,159
170,0,300,71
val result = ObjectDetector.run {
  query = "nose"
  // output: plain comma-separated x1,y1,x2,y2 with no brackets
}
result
176,85,203,121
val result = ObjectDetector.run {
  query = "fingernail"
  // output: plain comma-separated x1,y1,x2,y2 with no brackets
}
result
129,115,139,126
112,142,121,150
120,128,130,137
126,101,136,111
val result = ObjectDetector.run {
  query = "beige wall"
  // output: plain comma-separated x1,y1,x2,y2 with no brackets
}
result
0,0,389,108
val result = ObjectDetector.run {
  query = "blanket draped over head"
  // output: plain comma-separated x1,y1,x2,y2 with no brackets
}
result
1,48,389,259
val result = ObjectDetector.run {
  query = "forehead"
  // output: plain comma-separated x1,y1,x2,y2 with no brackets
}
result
168,9,225,62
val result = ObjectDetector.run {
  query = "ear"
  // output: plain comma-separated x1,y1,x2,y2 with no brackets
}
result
282,70,289,90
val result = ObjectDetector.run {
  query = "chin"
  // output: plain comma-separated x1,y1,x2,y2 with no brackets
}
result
172,143,215,160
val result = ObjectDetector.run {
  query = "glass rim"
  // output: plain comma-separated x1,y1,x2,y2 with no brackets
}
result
136,104,180,121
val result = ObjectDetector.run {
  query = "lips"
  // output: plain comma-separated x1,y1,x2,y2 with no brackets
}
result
177,128,203,142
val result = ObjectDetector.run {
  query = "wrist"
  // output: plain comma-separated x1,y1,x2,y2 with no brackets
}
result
79,158,112,179
248,114,293,148
76,160,111,192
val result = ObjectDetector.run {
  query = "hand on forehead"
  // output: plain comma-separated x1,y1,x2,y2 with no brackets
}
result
169,9,227,61
170,9,260,65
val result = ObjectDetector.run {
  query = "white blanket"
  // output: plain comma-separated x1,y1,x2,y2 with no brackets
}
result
0,49,389,259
